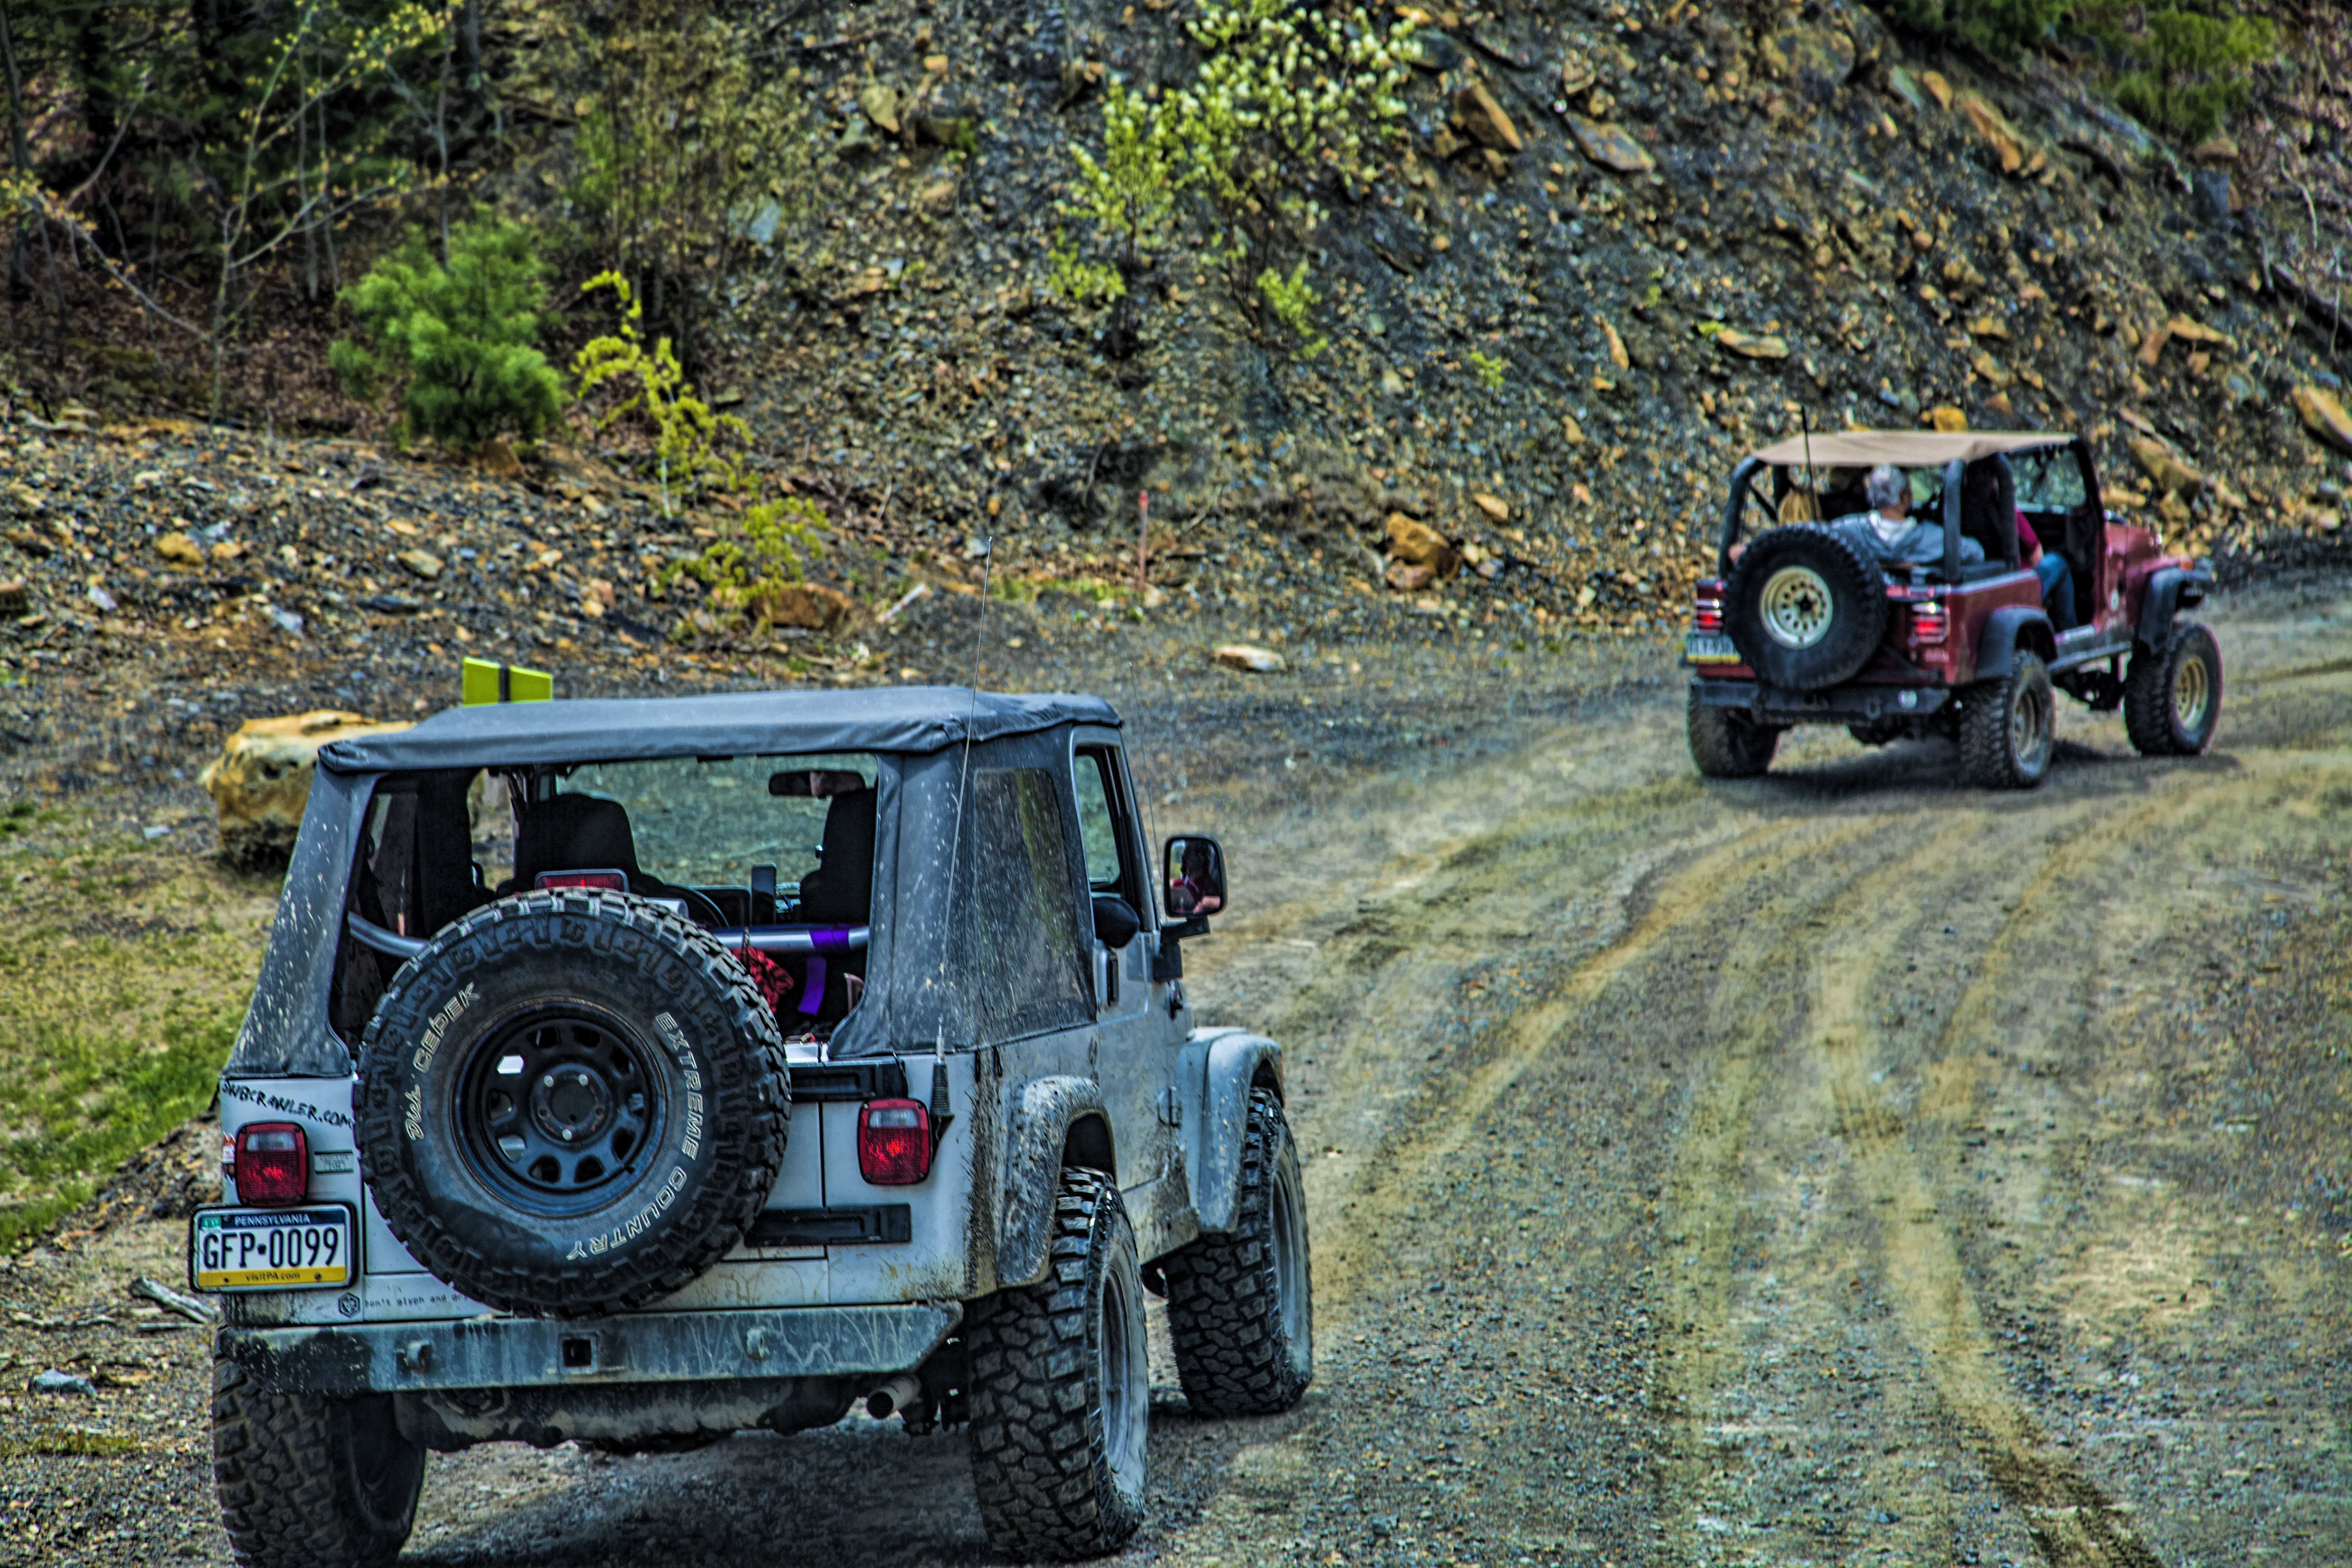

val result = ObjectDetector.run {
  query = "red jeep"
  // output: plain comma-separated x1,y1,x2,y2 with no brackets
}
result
1683,431,2220,788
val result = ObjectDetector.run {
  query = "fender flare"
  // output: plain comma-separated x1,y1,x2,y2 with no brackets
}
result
1969,605,2054,684
2135,566,2211,654
1189,1029,1285,1236
993,1075,1112,1289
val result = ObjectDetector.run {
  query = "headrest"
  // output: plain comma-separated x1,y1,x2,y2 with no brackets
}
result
515,793,642,886
799,788,876,924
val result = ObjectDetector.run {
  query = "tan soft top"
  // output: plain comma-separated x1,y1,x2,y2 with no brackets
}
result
1747,430,2073,468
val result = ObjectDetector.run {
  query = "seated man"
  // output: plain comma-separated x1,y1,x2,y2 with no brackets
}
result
2015,510,2078,633
1837,464,1984,572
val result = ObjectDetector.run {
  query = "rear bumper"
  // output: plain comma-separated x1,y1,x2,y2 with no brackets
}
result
1691,678,1951,727
219,1301,962,1396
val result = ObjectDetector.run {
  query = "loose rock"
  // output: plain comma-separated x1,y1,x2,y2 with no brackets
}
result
2290,386,2352,454
154,532,205,569
1213,644,1285,673
1453,82,1522,154
198,711,414,872
395,548,445,581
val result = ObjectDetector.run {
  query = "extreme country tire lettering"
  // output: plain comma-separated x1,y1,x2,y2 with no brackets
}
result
1161,1089,1314,1417
354,889,787,1318
965,1168,1150,1561
1722,525,1891,692
1686,687,1782,780
213,1353,425,1568
2123,619,2222,757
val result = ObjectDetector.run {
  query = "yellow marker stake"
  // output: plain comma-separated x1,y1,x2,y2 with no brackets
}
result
461,657,554,706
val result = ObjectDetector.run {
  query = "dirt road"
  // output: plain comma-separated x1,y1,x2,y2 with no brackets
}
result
4,577,2347,1567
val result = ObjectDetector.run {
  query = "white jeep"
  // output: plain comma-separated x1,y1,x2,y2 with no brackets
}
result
196,688,1310,1564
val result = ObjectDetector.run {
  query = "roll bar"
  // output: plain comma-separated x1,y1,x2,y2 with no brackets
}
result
345,911,870,964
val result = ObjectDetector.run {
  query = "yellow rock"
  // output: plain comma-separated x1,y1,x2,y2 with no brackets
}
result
1472,492,1510,522
1453,81,1523,154
1213,644,1286,674
1565,113,1655,174
1602,319,1631,370
199,712,413,871
1385,512,1460,579
1926,405,1969,432
1559,413,1586,445
1956,91,2025,176
2289,386,2352,454
396,548,445,581
154,532,206,569
1919,70,1952,110
2129,437,2206,497
1715,328,1790,361
858,83,901,134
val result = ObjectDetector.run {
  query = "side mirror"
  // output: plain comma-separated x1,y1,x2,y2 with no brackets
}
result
1162,834,1227,924
1092,894,1141,949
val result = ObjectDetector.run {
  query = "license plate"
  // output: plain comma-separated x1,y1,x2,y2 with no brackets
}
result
1685,633,1740,664
191,1205,354,1291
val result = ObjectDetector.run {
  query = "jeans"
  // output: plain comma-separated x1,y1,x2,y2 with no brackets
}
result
2035,553,2077,633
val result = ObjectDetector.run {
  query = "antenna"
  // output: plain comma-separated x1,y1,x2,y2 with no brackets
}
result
1800,405,1820,523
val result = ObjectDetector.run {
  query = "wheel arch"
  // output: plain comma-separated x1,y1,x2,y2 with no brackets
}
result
1192,1030,1285,1236
993,1074,1112,1288
2134,565,2212,655
1970,606,2055,684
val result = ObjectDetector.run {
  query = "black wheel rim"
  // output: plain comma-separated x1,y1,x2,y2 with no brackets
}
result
453,1002,665,1217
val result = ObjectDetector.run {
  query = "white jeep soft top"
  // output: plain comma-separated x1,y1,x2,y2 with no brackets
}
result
199,688,1310,1564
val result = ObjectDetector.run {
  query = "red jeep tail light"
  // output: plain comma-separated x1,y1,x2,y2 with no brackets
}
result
1908,599,1949,645
536,869,628,892
233,1123,309,1207
857,1099,933,1185
1692,582,1725,634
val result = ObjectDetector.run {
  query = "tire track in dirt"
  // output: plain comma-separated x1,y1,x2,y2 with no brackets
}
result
1800,791,2205,1568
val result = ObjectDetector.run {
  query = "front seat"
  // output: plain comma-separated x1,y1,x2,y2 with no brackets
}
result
796,788,875,925
508,793,699,910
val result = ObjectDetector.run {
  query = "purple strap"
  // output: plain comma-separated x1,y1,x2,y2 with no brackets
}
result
798,956,828,1016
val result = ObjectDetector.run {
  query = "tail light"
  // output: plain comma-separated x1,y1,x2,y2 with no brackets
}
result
233,1123,309,1207
536,870,627,892
1908,599,1948,645
1691,582,1725,634
857,1099,933,1185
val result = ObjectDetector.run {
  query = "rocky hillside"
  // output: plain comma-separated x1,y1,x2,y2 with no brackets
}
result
4,0,2352,774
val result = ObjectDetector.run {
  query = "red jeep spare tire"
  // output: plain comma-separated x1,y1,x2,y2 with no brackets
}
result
1724,524,1890,691
354,889,787,1319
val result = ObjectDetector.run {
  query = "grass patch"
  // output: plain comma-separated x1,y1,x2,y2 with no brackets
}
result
990,575,1137,608
0,1430,142,1459
0,1009,242,1252
0,807,274,1252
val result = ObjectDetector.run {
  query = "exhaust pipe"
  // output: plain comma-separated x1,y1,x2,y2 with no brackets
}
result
866,1372,923,1420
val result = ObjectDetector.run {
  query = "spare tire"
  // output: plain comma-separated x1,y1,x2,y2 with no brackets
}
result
1724,524,1890,691
354,889,787,1319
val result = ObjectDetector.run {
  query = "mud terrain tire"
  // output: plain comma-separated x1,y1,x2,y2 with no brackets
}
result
2123,620,2222,757
1687,689,1782,779
1962,650,2056,789
967,1168,1149,1560
1724,525,1889,691
213,1354,424,1568
1163,1089,1314,1417
354,889,787,1318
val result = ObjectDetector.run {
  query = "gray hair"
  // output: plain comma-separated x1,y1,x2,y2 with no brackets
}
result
1864,464,1906,512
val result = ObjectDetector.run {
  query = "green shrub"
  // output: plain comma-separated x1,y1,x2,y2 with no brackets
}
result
656,495,830,639
1875,0,2066,63
330,215,565,452
573,271,752,517
2103,5,2277,143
